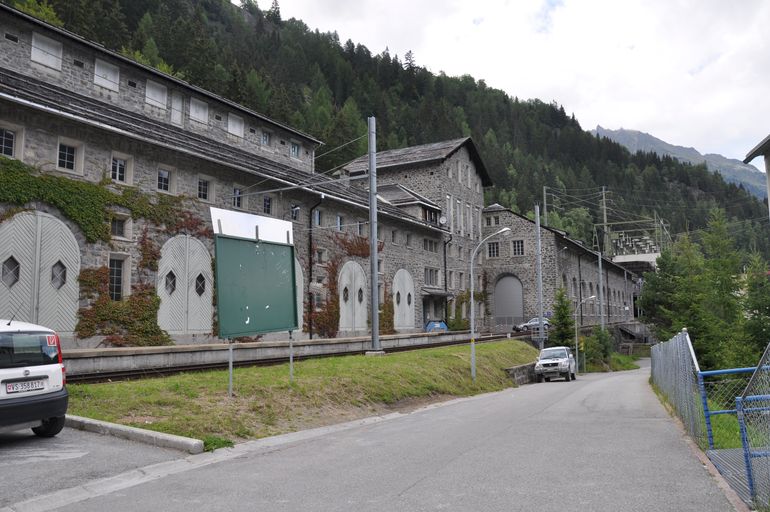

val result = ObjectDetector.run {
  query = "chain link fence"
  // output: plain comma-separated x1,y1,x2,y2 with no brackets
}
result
738,342,770,507
651,329,703,443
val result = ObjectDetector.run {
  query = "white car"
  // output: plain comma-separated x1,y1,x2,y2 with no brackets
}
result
0,320,68,437
534,346,576,382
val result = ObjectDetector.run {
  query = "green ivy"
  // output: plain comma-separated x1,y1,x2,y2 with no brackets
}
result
0,157,182,242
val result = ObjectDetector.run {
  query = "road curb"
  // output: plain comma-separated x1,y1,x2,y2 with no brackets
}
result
65,415,204,454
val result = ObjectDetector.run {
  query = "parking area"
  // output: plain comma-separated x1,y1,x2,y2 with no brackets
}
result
0,426,184,507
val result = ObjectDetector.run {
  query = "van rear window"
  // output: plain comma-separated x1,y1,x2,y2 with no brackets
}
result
0,332,59,368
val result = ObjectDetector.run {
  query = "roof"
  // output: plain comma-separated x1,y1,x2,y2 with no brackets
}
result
377,184,440,209
744,133,770,164
0,67,442,234
0,3,320,146
483,203,508,212
343,138,494,186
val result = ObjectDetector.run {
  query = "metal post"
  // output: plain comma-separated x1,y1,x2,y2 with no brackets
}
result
698,372,714,449
535,204,544,349
228,341,233,398
470,227,510,382
368,116,380,352
737,396,757,502
598,252,605,329
289,330,294,383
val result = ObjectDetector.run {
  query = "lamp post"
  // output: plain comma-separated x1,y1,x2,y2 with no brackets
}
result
574,295,596,374
470,226,511,382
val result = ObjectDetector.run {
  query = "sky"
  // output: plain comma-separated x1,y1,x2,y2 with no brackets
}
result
277,0,770,172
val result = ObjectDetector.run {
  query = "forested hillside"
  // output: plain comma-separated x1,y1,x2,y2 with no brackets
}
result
9,0,770,255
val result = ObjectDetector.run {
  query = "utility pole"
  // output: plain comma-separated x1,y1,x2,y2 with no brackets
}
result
598,251,605,329
368,116,381,352
601,186,609,255
543,186,548,226
535,204,545,349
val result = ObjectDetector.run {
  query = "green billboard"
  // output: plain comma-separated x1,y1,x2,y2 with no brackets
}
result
214,234,297,338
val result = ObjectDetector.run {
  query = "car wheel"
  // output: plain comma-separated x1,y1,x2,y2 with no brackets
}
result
544,377,550,382
536,375,543,383
571,371,577,380
32,416,65,438
564,372,571,382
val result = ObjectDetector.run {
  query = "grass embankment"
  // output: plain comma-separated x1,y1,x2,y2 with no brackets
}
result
68,339,538,450
584,352,640,373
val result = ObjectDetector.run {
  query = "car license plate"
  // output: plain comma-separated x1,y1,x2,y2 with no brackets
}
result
6,380,45,394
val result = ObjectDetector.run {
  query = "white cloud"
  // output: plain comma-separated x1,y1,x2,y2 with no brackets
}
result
278,0,770,170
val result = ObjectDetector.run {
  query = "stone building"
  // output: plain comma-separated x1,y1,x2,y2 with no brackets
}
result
0,5,633,348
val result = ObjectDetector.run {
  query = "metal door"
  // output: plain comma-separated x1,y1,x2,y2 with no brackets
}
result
338,260,367,333
0,212,80,335
157,235,212,335
393,268,415,330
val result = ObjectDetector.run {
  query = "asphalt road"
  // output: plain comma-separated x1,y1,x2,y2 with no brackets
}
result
4,360,739,512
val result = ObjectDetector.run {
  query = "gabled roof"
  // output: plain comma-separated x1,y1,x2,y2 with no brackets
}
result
745,133,770,164
0,3,320,146
377,184,440,209
343,137,493,186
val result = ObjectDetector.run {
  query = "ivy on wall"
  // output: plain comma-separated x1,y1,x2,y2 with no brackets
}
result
0,157,205,347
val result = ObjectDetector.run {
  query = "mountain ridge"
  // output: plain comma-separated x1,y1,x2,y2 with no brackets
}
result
592,126,767,199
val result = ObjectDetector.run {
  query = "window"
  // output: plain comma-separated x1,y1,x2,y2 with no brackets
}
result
391,230,397,244
512,240,524,256
315,249,326,264
145,80,167,110
290,142,300,158
466,164,472,188
487,241,499,258
458,272,464,290
157,168,171,192
291,206,300,221
467,204,472,237
357,220,365,236
336,215,343,231
197,178,209,200
261,131,271,146
31,32,62,70
313,210,322,226
110,153,133,183
456,200,462,234
448,271,454,289
171,91,183,126
51,261,66,290
446,195,453,232
423,239,438,253
108,257,125,301
458,245,463,260
263,196,272,215
377,226,382,241
5,33,19,43
486,217,491,227
165,271,176,294
2,256,19,288
232,187,243,209
424,268,439,286
456,161,462,184
0,128,15,157
190,98,208,123
377,258,383,274
228,114,244,137
94,58,119,92
57,142,76,171
494,216,500,225
111,218,125,238
406,233,412,247
195,274,206,296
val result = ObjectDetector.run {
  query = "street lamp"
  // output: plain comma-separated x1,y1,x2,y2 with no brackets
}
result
574,295,596,375
470,226,511,382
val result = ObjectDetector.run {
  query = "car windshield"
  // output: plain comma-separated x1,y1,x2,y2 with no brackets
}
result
540,348,567,360
0,332,59,368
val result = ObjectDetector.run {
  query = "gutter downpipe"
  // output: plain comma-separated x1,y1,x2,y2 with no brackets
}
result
443,233,453,322
308,195,324,339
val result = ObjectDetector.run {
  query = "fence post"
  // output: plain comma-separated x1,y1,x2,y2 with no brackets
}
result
698,372,715,450
737,396,756,503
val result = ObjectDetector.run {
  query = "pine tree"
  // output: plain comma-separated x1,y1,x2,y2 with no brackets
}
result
548,287,574,347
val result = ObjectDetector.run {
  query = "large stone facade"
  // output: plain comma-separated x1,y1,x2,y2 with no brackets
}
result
0,5,635,349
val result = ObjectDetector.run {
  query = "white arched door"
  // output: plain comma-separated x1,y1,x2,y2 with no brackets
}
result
157,235,212,335
494,275,524,331
0,212,80,336
392,268,415,331
338,260,367,334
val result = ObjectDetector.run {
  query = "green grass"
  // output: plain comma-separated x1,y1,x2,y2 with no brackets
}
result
68,339,538,448
584,352,640,373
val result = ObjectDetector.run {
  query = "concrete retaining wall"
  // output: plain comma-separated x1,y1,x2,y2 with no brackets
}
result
505,363,536,386
64,331,501,378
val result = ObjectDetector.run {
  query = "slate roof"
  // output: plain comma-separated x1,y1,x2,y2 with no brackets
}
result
343,138,494,186
0,67,442,233
0,3,320,145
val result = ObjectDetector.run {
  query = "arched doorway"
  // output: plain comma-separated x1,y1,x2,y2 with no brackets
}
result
0,211,80,336
392,268,415,331
338,260,367,334
157,235,212,335
494,274,524,332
